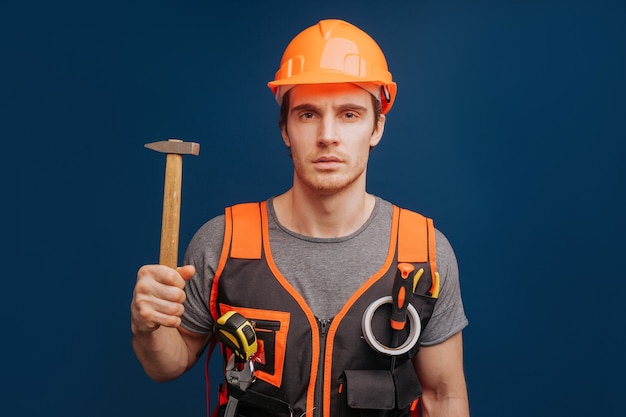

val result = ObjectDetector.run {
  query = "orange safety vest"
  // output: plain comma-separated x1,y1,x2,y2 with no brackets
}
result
210,201,439,417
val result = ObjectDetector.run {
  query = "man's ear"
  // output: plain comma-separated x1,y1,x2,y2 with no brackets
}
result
370,114,386,148
281,126,291,147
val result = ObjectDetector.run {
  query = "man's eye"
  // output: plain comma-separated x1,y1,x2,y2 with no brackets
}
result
344,112,357,119
300,112,314,119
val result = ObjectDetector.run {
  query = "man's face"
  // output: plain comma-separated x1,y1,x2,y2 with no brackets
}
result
281,83,385,196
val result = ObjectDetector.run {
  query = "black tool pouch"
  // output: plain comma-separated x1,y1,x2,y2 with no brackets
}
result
342,360,422,417
344,370,394,416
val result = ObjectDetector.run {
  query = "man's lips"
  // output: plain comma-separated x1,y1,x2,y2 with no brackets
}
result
313,156,343,170
314,156,342,163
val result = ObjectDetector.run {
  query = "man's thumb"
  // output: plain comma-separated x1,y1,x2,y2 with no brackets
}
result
177,265,196,281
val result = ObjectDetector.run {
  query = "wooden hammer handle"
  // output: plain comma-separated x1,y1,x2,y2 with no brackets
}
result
145,138,199,269
160,152,183,268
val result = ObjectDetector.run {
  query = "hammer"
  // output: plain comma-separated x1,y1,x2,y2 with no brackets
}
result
145,138,200,269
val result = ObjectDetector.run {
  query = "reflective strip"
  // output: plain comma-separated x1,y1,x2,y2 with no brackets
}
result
211,206,235,320
398,209,428,263
427,217,438,291
231,203,262,259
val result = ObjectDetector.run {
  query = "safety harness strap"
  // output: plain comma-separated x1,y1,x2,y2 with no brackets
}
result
397,208,428,263
230,202,263,259
398,208,437,289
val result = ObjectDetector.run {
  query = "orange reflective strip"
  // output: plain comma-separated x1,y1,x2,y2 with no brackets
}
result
230,203,262,259
398,209,428,263
210,206,234,320
259,201,319,411
322,206,401,416
427,217,438,291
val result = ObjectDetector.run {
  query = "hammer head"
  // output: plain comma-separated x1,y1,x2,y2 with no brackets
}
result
145,138,200,156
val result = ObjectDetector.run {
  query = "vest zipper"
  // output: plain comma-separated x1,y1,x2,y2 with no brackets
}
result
314,318,331,417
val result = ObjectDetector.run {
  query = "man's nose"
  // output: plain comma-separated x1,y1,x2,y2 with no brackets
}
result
318,117,339,145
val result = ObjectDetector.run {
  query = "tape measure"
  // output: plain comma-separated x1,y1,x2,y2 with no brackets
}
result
215,311,257,362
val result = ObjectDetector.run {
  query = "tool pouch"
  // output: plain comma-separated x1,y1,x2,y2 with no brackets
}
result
342,360,421,417
344,370,395,414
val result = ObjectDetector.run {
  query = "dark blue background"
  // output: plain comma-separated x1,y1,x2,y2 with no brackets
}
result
10,0,625,415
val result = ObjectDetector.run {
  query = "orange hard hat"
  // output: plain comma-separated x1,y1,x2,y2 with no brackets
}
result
268,19,397,114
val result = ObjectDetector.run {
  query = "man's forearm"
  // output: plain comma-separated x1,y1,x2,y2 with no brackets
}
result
132,326,192,382
420,391,470,417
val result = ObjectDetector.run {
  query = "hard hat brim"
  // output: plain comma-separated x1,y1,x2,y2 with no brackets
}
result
268,74,397,114
268,71,394,91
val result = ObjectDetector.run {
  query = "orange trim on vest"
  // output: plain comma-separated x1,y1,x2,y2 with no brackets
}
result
259,201,320,413
230,202,263,259
211,206,235,320
427,217,438,288
397,209,428,263
322,205,401,417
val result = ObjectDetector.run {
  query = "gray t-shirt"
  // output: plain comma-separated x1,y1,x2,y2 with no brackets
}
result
182,197,468,346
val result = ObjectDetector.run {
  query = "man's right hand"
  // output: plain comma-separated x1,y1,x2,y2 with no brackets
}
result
131,264,196,335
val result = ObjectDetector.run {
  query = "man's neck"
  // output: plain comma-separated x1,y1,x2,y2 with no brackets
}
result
273,186,376,238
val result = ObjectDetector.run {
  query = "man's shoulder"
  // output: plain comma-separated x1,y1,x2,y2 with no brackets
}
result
379,198,454,250
188,213,225,247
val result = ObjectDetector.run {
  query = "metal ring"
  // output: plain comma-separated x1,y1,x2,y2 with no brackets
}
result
361,296,421,356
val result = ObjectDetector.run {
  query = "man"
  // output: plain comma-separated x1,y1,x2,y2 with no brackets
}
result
131,19,469,417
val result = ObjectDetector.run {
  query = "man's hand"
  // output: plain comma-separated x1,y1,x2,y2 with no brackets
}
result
130,264,206,382
131,264,196,335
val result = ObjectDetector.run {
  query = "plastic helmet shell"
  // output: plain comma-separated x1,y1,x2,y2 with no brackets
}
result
268,19,397,114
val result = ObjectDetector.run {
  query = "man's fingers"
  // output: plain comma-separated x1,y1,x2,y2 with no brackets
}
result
139,264,191,289
132,264,191,334
177,265,196,281
132,293,186,331
135,268,186,303
145,300,185,328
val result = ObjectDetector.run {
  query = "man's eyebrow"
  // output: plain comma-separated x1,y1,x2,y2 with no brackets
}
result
336,103,368,113
290,103,369,113
291,103,321,113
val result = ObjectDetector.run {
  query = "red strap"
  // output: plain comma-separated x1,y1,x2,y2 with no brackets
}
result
204,337,219,417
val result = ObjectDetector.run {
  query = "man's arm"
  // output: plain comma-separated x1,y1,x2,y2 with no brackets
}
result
132,326,207,381
131,264,208,382
414,331,469,417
